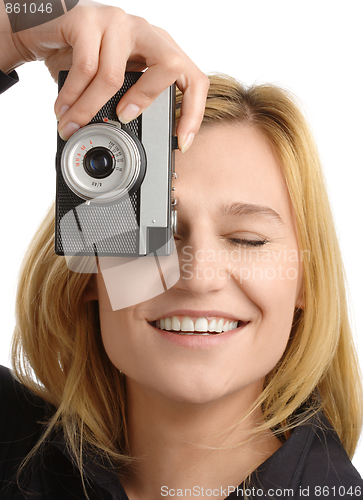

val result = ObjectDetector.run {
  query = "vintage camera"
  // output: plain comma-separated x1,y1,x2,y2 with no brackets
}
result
55,71,178,259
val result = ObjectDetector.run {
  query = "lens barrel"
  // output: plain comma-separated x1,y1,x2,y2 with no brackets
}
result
60,122,146,203
83,147,115,179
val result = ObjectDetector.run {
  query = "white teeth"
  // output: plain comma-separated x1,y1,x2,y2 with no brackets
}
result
208,319,217,332
216,318,224,332
195,317,209,332
181,317,194,332
154,316,240,334
171,316,181,331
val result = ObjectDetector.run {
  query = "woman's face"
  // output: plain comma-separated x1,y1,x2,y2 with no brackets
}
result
94,124,304,405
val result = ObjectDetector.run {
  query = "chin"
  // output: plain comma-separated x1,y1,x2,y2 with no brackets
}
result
150,372,249,406
161,386,228,406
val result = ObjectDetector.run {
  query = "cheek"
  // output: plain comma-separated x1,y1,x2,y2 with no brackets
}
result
97,304,160,385
231,253,301,347
95,289,138,374
215,255,300,398
98,309,130,370
231,248,301,304
95,272,133,370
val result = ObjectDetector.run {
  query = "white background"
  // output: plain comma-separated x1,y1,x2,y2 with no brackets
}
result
1,0,362,471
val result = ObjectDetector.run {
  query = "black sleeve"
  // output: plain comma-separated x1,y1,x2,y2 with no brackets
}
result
0,69,19,93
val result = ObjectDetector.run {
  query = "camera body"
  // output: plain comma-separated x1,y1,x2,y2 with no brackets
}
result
55,71,177,258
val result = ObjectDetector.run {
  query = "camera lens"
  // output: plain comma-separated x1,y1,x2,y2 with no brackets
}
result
83,147,115,179
61,122,145,202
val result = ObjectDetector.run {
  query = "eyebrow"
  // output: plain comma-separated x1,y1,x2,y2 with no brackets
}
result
220,202,285,226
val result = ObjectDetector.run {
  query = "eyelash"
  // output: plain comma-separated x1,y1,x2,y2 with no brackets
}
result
174,235,268,248
228,238,268,248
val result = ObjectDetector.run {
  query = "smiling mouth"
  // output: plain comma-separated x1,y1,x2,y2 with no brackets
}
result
150,316,247,336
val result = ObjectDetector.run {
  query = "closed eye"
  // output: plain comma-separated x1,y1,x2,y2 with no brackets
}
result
228,238,268,248
173,234,268,248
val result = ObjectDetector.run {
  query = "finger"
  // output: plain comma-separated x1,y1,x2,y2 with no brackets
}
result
115,19,186,122
153,26,210,150
57,29,129,140
116,59,185,124
175,71,210,153
118,23,209,152
54,30,102,122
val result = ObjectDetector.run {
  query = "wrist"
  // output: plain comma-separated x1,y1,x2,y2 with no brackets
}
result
0,41,25,74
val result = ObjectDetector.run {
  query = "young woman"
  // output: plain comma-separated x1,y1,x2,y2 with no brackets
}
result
0,1,362,499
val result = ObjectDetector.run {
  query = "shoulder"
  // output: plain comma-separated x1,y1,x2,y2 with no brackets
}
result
249,410,363,500
0,365,54,479
0,367,107,499
300,412,363,492
0,364,51,430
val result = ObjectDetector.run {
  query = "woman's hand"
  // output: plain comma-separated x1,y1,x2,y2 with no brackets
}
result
3,0,209,150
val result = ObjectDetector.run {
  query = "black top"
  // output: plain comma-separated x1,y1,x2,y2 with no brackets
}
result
0,365,362,499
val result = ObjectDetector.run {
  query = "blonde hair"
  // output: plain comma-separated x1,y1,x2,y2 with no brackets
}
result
11,75,362,478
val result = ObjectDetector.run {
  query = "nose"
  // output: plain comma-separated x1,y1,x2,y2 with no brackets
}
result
173,233,230,296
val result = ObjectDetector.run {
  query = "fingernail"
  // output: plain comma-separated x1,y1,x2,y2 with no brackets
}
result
59,122,80,141
181,133,195,153
118,104,141,124
56,105,70,121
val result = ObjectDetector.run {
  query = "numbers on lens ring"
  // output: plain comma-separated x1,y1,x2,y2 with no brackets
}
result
5,3,53,14
108,141,125,163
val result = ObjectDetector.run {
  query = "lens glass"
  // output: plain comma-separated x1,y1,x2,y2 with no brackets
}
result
84,147,115,179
